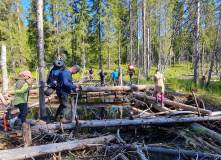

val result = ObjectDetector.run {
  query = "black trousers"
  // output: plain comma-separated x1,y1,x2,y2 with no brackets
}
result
17,103,28,124
56,93,70,119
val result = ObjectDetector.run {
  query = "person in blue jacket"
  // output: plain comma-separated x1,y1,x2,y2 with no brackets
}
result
111,69,119,86
55,65,81,123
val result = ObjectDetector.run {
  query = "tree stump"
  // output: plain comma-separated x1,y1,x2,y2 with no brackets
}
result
23,122,32,147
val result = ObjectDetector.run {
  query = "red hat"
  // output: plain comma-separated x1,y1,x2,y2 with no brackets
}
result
22,71,33,77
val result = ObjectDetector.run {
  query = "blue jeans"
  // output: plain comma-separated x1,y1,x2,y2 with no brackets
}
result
17,103,28,124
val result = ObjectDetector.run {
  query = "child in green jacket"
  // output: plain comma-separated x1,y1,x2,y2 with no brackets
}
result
8,71,39,128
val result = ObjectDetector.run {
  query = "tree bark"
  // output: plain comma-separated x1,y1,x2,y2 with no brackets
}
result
81,85,154,92
1,44,8,92
147,27,150,78
37,0,46,118
31,116,221,131
137,0,140,84
23,122,32,147
193,0,200,85
0,135,115,160
142,0,146,75
129,0,133,64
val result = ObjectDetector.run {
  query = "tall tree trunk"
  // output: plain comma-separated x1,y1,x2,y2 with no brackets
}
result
187,51,189,71
149,1,152,71
1,44,8,93
147,27,150,78
98,0,102,69
55,4,60,60
158,2,162,70
142,0,146,75
201,41,205,74
129,0,133,64
16,2,22,72
207,7,221,85
118,35,122,86
107,4,111,70
37,0,46,119
83,34,86,70
173,47,176,67
193,0,200,85
137,0,140,84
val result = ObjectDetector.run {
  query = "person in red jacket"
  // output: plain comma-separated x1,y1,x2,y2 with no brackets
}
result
128,64,135,84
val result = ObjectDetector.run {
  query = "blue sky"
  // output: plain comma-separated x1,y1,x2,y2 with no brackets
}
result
22,0,30,25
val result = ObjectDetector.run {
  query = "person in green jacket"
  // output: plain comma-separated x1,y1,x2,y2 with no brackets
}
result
8,71,40,128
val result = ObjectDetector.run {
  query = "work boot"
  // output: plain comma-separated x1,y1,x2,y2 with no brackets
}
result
8,119,14,128
161,102,164,107
60,117,70,124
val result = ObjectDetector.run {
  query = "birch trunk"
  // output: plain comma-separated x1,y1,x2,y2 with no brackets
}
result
1,44,8,92
137,0,140,84
201,42,205,74
37,0,46,118
55,4,60,60
193,0,200,85
142,0,146,75
129,0,133,64
147,27,150,78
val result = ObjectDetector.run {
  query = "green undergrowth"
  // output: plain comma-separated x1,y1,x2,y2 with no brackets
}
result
4,62,221,107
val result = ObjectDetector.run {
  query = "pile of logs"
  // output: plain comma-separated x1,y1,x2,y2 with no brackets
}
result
0,84,221,160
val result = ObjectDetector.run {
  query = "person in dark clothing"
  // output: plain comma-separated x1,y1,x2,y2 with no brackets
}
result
89,68,94,81
99,69,106,86
55,65,81,123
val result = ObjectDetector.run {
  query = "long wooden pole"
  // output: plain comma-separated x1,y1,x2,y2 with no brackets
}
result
81,85,154,92
133,93,212,115
31,116,221,131
0,135,115,160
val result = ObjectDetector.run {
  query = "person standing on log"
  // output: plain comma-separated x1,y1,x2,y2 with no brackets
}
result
111,69,119,86
89,68,94,81
8,71,40,129
99,69,106,86
154,69,165,107
128,64,135,84
55,65,81,123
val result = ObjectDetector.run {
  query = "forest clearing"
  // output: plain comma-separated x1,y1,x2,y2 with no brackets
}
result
0,0,221,159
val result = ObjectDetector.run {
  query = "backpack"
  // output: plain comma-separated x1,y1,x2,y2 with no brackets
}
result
44,60,65,96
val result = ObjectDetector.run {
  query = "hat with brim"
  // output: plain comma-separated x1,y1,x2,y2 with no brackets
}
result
73,65,81,73
22,71,33,77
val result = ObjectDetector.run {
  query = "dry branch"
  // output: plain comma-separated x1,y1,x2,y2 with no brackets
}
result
133,93,212,115
0,135,116,160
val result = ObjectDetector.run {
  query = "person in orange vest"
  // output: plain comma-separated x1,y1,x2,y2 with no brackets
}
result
154,69,165,107
128,64,135,84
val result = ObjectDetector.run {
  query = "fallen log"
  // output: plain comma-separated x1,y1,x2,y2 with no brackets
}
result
81,85,154,92
107,145,221,159
7,90,39,95
189,123,221,145
39,128,68,142
0,134,115,160
31,116,221,131
133,93,212,115
140,111,198,118
164,91,188,97
147,101,170,112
